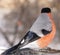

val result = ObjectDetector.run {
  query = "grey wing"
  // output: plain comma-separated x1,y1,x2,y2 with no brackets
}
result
30,13,52,37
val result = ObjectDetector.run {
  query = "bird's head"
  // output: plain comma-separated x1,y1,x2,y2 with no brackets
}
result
41,7,51,13
41,7,53,20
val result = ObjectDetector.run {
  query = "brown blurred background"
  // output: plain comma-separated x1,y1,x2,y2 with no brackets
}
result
0,0,60,49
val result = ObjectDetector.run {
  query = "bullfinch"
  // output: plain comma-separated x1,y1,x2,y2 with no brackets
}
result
1,7,56,55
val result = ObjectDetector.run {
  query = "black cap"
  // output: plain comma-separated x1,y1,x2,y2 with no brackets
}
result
41,7,51,13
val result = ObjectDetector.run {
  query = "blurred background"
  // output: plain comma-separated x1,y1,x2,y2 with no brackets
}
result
0,0,60,53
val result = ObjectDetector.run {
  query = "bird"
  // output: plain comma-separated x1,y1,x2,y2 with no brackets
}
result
1,7,56,55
